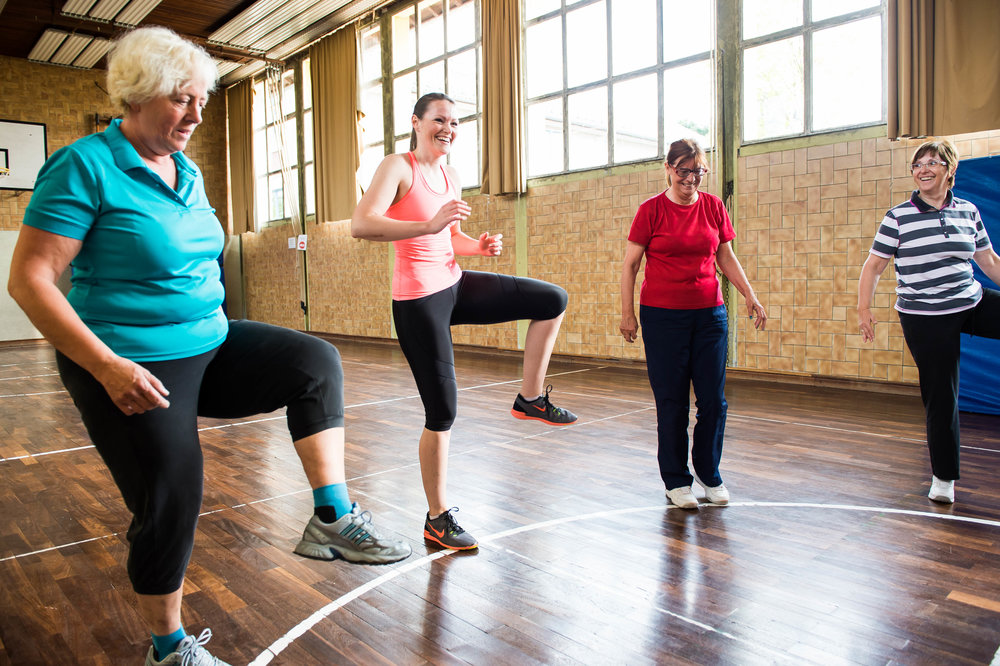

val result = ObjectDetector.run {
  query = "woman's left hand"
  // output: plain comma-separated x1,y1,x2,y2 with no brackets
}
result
746,295,767,330
479,231,503,256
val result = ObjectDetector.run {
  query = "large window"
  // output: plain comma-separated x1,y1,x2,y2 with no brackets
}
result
742,0,884,142
252,59,315,227
523,0,715,178
359,0,482,190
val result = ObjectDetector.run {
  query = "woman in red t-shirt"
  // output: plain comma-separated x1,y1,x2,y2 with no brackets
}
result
619,138,767,510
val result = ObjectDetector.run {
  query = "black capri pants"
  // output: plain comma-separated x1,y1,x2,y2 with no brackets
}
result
56,320,344,595
392,270,568,431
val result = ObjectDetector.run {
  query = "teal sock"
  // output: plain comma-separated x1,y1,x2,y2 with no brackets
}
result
313,483,352,521
152,626,185,660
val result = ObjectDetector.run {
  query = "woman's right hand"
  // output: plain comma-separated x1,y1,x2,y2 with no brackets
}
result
94,355,171,415
620,314,639,343
428,199,471,234
858,307,877,343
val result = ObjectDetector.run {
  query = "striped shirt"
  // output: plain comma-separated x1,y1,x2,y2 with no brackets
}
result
870,190,992,315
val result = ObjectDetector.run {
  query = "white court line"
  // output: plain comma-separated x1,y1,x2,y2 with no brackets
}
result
249,502,1000,665
0,373,60,382
0,390,67,399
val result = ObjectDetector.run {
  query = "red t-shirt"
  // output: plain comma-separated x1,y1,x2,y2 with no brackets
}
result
627,191,735,309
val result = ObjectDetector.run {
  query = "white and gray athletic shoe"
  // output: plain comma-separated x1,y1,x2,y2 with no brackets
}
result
294,503,412,564
144,629,230,666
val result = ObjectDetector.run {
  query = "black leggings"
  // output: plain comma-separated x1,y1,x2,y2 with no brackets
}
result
898,287,1000,480
392,270,568,431
57,320,344,595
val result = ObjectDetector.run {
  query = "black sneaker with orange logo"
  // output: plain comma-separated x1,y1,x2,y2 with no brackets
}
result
423,507,478,550
510,384,578,426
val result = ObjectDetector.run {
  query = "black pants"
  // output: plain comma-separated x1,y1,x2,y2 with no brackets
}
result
640,304,729,490
898,288,1000,480
392,270,568,431
57,320,344,594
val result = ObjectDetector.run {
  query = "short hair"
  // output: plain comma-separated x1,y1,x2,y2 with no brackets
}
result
409,92,455,151
664,138,707,187
106,26,218,114
911,139,959,188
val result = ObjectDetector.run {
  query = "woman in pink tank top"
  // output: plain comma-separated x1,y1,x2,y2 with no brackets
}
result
352,93,577,550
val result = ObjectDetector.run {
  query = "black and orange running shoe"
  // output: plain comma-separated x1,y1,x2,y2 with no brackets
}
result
510,384,578,426
423,507,478,550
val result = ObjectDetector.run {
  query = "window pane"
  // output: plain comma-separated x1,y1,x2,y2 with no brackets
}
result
267,125,282,172
394,72,418,136
525,0,560,21
613,74,658,162
253,81,265,128
285,167,298,219
305,163,315,216
255,176,267,226
253,130,266,177
526,99,563,177
420,61,446,96
447,0,475,50
743,0,802,40
281,70,295,117
743,36,803,141
358,143,384,191
525,17,562,97
812,17,882,130
392,6,416,72
812,0,879,22
268,173,284,220
302,58,312,109
568,86,608,170
418,0,445,63
283,118,297,167
303,110,313,162
662,0,712,62
448,50,477,110
451,118,478,187
361,84,383,146
566,1,606,88
612,0,655,75
360,25,381,82
663,59,713,148
396,136,411,154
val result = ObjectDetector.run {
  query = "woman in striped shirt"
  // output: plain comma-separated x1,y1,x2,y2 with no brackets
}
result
858,139,1000,504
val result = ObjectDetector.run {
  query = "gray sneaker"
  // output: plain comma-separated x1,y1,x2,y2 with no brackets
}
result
294,503,412,564
144,629,229,666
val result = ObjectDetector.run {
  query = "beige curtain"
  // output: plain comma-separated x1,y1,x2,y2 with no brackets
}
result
226,80,254,234
481,0,524,195
888,0,1000,138
311,27,362,223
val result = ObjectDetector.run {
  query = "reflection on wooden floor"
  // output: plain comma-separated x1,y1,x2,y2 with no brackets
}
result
2,336,1000,665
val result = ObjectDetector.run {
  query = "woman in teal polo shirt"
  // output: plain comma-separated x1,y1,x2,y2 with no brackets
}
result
8,26,410,666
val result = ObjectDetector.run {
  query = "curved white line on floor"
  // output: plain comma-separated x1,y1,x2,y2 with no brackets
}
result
249,502,1000,665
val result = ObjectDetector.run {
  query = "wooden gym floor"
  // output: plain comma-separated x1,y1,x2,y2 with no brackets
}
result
2,335,999,665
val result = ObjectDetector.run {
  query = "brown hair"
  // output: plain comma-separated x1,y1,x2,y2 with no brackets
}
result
409,92,455,151
664,138,707,187
911,139,959,188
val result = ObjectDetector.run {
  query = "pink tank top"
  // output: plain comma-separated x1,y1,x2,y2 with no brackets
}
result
387,152,463,300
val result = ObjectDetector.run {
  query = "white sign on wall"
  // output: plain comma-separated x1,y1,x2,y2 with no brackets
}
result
0,120,48,191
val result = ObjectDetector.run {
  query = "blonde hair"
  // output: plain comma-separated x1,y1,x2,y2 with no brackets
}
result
664,138,707,187
911,139,959,188
107,26,218,114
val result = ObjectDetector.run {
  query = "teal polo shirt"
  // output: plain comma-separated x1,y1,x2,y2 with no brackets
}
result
23,119,228,361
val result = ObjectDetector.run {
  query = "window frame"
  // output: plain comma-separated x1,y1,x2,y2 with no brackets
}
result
522,0,716,178
739,1,886,146
251,56,315,229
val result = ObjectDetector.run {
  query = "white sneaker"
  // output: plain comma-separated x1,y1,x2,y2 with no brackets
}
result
928,476,955,504
665,486,699,509
701,483,730,505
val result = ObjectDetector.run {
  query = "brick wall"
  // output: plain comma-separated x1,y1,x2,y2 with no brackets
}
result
736,130,1000,384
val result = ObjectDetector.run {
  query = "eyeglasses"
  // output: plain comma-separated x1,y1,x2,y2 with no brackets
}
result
672,166,709,178
910,160,947,172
